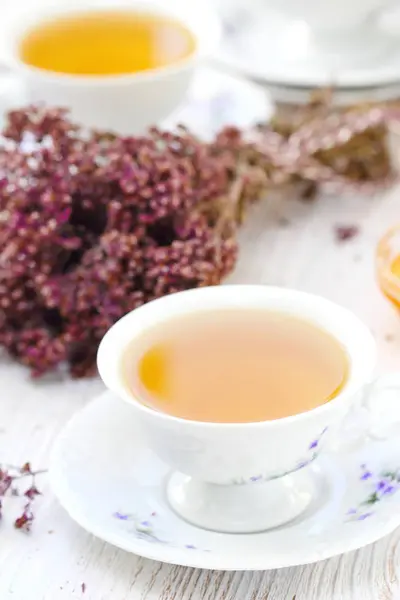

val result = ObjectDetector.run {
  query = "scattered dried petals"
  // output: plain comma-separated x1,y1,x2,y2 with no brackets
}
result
0,473,12,496
334,225,360,242
0,462,44,532
14,506,34,531
24,485,41,500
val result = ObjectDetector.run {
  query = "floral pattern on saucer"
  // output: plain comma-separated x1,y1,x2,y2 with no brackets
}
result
113,511,164,544
347,464,400,522
49,391,400,571
113,511,209,552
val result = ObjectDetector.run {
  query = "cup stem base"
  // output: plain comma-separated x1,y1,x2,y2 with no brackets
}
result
167,469,317,533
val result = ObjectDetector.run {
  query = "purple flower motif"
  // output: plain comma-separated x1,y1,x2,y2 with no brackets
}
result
112,510,210,551
383,484,396,496
238,426,328,485
113,511,130,520
348,465,400,523
357,512,372,521
347,508,357,516
297,460,310,470
139,520,151,528
308,427,328,451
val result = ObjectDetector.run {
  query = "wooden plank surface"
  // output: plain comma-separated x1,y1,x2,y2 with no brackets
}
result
2,182,400,600
1,2,400,597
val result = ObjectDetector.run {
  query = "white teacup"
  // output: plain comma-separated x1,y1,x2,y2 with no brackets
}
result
0,1,219,134
98,286,400,533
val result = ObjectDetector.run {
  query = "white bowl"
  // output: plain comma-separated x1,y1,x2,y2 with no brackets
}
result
1,0,220,134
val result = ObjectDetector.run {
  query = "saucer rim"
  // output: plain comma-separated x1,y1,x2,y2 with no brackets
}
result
217,55,400,90
217,5,400,89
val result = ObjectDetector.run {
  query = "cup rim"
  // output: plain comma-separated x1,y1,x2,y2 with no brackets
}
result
2,1,219,86
97,285,377,430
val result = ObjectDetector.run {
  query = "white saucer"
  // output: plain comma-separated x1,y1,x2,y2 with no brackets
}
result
167,67,272,134
217,2,400,91
50,391,400,571
0,66,272,138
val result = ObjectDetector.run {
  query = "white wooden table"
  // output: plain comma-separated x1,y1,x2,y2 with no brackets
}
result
2,183,400,600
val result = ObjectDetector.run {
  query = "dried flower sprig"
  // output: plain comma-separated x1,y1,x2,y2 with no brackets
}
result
0,462,45,531
0,98,397,377
254,98,399,194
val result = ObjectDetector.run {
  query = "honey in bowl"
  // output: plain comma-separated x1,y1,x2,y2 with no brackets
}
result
376,226,400,309
123,310,349,423
18,10,196,76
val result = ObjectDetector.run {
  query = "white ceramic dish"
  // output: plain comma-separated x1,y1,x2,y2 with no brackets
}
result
0,0,220,134
211,57,400,105
96,285,400,534
217,1,400,90
50,390,400,571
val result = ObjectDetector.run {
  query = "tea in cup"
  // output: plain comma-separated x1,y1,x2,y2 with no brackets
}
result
98,285,400,533
123,309,349,423
0,1,219,133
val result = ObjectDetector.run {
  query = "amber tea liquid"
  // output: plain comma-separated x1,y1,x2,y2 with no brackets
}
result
19,10,196,76
123,310,349,423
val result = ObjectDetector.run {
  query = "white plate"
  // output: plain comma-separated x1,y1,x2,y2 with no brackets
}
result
50,390,400,571
165,67,273,136
217,2,400,90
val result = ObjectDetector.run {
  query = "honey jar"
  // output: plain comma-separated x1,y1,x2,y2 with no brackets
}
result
377,226,400,309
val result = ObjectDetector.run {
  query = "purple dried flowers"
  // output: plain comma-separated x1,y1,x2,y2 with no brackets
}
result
0,103,397,377
0,462,45,531
334,225,360,242
0,108,262,377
